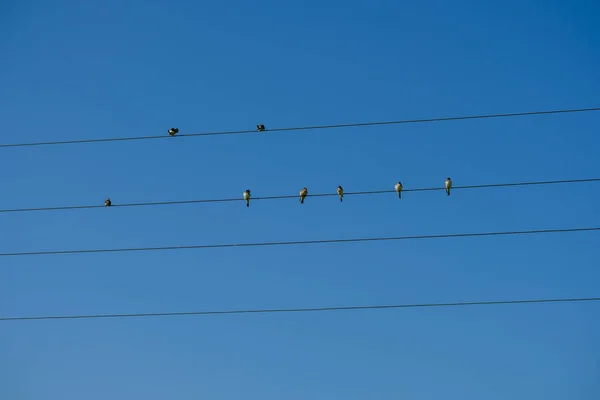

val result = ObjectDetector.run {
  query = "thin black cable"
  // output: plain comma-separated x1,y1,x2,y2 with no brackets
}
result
1,226,597,258
1,297,597,322
1,107,599,149
1,177,598,214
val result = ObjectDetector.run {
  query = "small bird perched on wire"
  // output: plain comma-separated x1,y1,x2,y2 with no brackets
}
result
337,186,344,202
394,182,403,199
445,177,452,196
256,124,265,131
104,198,112,207
243,189,251,207
168,128,179,136
299,187,308,204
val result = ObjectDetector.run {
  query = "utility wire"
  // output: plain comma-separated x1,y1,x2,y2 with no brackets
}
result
1,177,598,215
1,296,598,322
1,226,597,258
2,107,599,149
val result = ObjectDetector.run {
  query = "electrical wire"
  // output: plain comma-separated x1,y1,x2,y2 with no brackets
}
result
2,107,599,149
1,296,598,322
1,226,597,258
1,177,598,215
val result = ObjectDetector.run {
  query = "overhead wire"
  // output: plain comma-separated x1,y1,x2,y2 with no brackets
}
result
1,107,599,149
0,177,598,215
2,296,598,322
1,226,598,258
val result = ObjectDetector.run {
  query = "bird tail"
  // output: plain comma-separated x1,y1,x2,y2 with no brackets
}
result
398,192,401,199
340,197,343,202
301,197,304,204
246,201,249,207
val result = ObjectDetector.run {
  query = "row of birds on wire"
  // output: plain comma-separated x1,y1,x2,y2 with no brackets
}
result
103,178,454,207
167,124,266,137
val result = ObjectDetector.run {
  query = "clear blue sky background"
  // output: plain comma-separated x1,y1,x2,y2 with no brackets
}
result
1,0,599,398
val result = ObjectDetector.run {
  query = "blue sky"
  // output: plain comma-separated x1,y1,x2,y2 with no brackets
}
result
1,0,599,398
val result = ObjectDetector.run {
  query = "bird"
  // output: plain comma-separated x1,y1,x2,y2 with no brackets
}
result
337,186,344,202
445,177,452,196
394,182,403,199
256,124,265,131
243,189,251,207
104,198,112,207
300,187,308,204
168,128,179,136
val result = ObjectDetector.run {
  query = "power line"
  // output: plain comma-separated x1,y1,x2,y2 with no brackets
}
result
2,107,599,149
1,226,597,258
1,296,597,322
1,177,598,215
